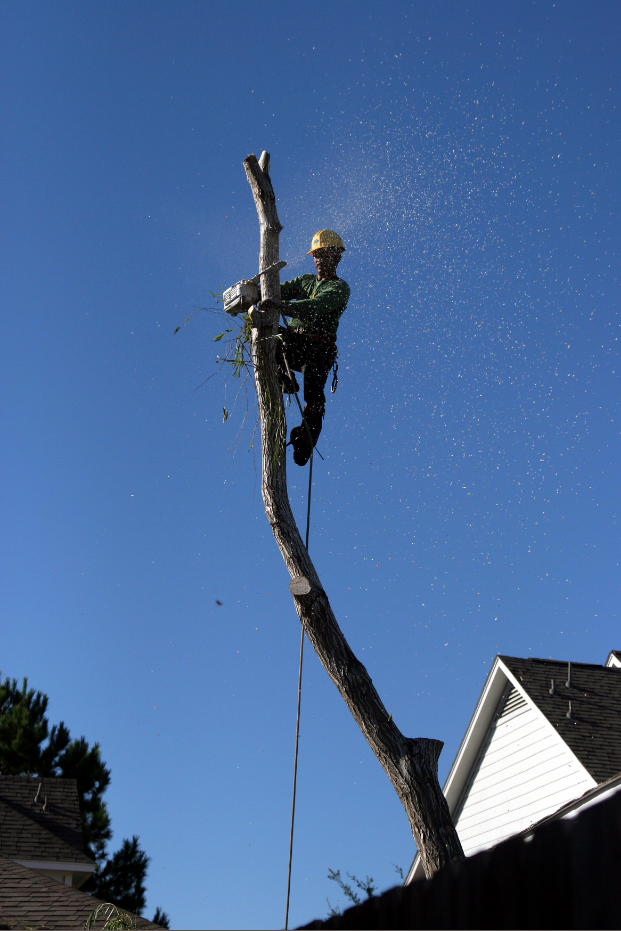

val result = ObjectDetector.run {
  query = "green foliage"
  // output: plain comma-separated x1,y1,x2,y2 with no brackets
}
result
220,313,253,382
83,902,134,929
326,866,403,918
326,868,377,916
0,676,112,862
152,906,170,928
173,290,224,335
0,675,53,774
328,868,377,904
89,836,148,915
175,297,289,462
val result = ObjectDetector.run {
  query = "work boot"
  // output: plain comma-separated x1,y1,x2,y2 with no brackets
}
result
289,424,313,467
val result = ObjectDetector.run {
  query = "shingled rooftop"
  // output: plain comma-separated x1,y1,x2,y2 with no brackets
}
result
0,775,95,888
0,856,161,930
499,655,621,783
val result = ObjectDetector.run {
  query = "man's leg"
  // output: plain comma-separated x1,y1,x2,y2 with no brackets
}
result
289,338,335,466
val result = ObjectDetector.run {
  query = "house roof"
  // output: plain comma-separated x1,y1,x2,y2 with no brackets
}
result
0,856,160,930
0,775,94,866
499,655,621,784
405,650,621,884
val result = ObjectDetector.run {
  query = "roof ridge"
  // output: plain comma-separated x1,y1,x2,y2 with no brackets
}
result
499,654,607,669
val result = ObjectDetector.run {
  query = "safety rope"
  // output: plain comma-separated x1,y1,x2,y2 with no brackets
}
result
284,451,312,931
282,322,315,931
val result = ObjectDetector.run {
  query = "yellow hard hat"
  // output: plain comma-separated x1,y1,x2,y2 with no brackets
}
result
307,229,346,255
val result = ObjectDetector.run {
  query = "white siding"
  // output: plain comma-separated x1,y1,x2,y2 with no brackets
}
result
453,686,595,857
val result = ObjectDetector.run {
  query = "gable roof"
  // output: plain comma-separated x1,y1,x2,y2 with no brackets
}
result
499,655,621,783
406,650,621,884
0,856,160,930
0,775,94,867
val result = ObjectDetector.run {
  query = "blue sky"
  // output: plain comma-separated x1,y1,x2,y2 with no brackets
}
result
1,1,619,927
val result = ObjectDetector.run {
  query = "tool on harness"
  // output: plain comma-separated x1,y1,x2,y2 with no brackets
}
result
223,260,287,316
331,359,338,394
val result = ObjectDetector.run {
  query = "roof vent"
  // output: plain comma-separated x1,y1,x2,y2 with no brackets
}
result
499,687,527,718
566,661,573,689
566,700,573,720
549,678,555,695
34,782,42,804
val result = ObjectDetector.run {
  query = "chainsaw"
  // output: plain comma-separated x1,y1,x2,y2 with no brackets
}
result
222,260,287,316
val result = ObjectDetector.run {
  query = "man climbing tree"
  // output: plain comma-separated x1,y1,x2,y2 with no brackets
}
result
275,230,350,466
243,151,464,883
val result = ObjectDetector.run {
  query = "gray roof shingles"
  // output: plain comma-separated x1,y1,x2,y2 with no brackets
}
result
0,776,93,866
0,856,160,930
499,655,621,784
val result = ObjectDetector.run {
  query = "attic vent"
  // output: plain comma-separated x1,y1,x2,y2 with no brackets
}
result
499,687,527,718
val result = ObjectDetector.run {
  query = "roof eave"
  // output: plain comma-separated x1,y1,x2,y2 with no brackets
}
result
12,859,95,873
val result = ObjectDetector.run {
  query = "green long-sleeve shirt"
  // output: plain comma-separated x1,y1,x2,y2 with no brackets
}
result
280,274,350,339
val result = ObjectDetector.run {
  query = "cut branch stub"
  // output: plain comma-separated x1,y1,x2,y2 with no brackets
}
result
288,576,314,596
243,151,465,879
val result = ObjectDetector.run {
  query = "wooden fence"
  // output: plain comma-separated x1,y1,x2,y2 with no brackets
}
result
301,787,621,929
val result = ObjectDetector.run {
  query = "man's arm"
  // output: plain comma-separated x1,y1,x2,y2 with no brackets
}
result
282,279,350,329
280,277,306,303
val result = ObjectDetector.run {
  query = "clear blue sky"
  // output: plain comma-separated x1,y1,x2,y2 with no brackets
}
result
1,1,619,927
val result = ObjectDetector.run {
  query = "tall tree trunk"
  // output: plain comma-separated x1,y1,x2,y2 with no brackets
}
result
243,151,465,880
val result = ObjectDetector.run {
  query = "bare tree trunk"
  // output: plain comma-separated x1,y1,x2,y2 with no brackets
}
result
243,152,465,879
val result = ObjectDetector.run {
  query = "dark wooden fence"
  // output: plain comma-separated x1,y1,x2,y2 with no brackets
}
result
301,788,621,929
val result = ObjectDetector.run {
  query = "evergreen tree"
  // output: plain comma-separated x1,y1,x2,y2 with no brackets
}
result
0,674,168,923
90,836,148,914
152,907,170,928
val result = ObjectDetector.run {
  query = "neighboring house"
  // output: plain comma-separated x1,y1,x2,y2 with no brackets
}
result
406,649,621,883
0,776,162,929
0,856,160,930
0,775,95,888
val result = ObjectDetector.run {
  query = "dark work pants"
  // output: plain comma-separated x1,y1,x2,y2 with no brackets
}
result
275,326,337,444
